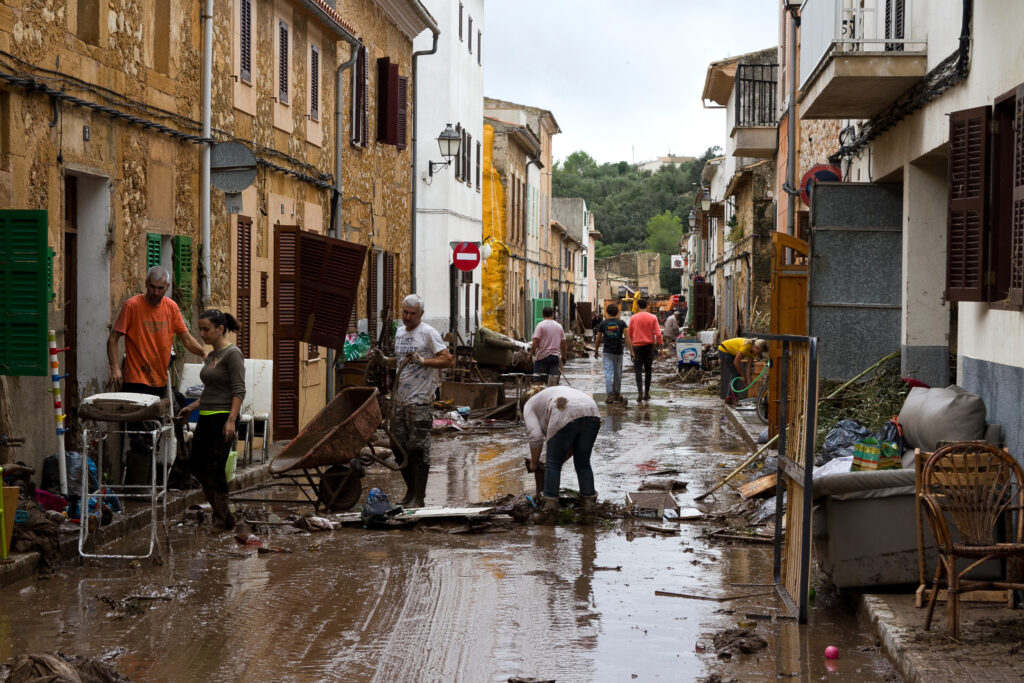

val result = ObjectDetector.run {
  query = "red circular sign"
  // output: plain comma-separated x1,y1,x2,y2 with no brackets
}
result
800,164,842,207
452,241,481,271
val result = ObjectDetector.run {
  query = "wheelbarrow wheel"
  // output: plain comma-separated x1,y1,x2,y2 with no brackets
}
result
317,465,363,511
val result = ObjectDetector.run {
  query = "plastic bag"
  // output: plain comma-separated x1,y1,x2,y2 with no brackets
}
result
818,419,873,466
41,451,98,498
225,450,238,482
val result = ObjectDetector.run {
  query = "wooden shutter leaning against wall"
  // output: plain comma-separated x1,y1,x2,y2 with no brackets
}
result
1010,84,1024,306
946,106,989,302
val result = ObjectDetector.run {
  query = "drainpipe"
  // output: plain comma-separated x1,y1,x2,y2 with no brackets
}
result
784,6,800,236
410,22,440,295
200,0,212,305
327,30,362,402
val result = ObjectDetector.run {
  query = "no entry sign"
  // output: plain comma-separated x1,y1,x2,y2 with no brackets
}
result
452,241,481,271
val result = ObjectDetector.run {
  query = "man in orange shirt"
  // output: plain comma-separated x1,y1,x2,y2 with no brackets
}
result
108,266,206,397
627,298,662,402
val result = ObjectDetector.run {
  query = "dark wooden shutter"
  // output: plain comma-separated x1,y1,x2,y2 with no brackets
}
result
458,2,463,40
376,58,390,142
0,210,48,376
477,30,481,65
1009,85,1024,306
367,251,378,342
454,124,462,179
352,46,367,146
236,216,252,358
310,45,319,122
383,252,395,317
278,21,289,104
476,140,481,188
465,132,472,184
946,106,989,302
240,0,252,82
273,226,300,439
386,62,400,145
297,229,365,348
468,17,473,52
396,76,408,150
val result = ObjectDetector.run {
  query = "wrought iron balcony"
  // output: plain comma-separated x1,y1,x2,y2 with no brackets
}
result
732,63,779,158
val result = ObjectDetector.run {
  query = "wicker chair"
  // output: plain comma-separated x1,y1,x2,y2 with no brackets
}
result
920,442,1024,638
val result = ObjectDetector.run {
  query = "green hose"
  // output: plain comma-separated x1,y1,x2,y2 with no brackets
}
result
730,360,770,394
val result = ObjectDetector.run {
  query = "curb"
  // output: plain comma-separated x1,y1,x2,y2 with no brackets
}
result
722,404,759,449
1,462,270,591
859,594,920,683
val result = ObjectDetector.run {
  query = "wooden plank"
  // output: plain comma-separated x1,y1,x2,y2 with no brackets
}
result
739,473,777,499
914,584,1014,608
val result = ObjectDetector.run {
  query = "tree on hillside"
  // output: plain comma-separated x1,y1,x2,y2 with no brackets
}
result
646,211,684,254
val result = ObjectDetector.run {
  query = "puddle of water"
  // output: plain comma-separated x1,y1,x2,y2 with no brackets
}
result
0,357,896,682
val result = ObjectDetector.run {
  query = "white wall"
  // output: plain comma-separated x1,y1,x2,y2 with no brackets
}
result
414,0,485,335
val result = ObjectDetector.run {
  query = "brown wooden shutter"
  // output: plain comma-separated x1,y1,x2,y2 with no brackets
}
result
946,106,989,302
236,216,252,358
310,45,319,121
476,140,481,188
396,76,408,150
367,251,378,342
465,132,472,184
352,46,367,146
278,21,289,104
297,229,367,348
240,0,252,82
361,48,369,145
376,58,390,142
383,252,395,318
273,226,300,439
454,124,462,179
1010,85,1024,306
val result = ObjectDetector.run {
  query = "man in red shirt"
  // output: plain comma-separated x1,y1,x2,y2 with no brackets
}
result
627,298,662,402
108,266,206,397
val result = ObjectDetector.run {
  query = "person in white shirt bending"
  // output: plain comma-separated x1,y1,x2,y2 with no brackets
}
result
524,385,602,523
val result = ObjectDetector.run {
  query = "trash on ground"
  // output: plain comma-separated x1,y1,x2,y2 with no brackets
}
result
638,479,688,492
712,628,768,659
625,491,679,518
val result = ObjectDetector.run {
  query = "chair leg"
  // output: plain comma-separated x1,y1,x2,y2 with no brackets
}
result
924,560,945,632
948,569,960,639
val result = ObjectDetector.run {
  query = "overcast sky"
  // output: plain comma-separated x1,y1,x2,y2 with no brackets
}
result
484,1,780,166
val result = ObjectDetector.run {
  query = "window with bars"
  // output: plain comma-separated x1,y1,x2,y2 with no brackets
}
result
310,45,319,122
946,84,1024,307
240,0,252,83
278,20,289,104
351,46,369,147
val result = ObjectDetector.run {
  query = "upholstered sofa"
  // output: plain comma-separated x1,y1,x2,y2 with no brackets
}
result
812,385,1003,589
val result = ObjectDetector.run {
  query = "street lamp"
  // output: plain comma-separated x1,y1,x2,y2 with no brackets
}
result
700,193,713,212
688,210,696,230
429,123,462,177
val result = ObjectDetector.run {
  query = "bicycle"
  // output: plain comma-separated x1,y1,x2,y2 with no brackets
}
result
756,383,769,425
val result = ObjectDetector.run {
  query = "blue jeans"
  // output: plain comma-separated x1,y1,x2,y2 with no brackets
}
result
602,352,623,395
544,416,601,498
533,354,560,385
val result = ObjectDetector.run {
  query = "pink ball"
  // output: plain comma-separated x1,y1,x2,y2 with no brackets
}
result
824,645,839,660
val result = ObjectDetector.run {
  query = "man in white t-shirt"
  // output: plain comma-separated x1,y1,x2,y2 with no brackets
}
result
531,306,567,386
389,294,454,507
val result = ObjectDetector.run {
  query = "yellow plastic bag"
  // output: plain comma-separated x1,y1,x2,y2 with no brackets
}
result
225,450,238,482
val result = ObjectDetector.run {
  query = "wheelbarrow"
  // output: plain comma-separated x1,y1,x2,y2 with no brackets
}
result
240,387,398,512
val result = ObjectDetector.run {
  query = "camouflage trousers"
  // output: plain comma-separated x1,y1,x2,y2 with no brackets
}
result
390,402,433,468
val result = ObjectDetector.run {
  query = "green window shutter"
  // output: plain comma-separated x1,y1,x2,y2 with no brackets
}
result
47,247,56,302
173,235,193,306
146,233,162,269
0,210,49,376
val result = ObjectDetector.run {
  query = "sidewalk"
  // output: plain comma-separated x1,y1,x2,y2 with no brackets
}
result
724,403,1024,683
1,457,271,591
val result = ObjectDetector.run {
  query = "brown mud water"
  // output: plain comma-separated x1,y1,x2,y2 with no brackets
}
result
0,357,897,682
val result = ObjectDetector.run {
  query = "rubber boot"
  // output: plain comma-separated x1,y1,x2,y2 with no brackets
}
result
533,466,546,499
531,494,560,525
409,462,429,509
200,482,217,525
396,466,416,506
212,492,235,530
580,493,599,518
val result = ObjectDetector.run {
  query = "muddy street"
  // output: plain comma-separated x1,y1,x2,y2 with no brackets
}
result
1,358,896,682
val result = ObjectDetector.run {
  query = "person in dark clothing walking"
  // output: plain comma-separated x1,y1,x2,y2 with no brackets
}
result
178,309,245,530
594,303,632,404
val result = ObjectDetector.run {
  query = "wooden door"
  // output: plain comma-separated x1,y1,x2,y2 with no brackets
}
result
768,233,808,435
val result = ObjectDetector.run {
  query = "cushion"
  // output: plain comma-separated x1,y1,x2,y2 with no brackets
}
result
898,385,987,452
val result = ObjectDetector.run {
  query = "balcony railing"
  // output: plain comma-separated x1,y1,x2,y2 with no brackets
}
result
735,64,779,127
800,0,927,91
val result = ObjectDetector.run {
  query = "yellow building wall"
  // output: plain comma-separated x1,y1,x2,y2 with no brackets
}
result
481,124,507,333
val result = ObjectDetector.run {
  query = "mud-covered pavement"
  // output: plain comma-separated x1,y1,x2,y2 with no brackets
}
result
1,357,898,682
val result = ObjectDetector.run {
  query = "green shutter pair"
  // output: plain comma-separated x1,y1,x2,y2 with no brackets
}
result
0,210,49,376
147,232,193,307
